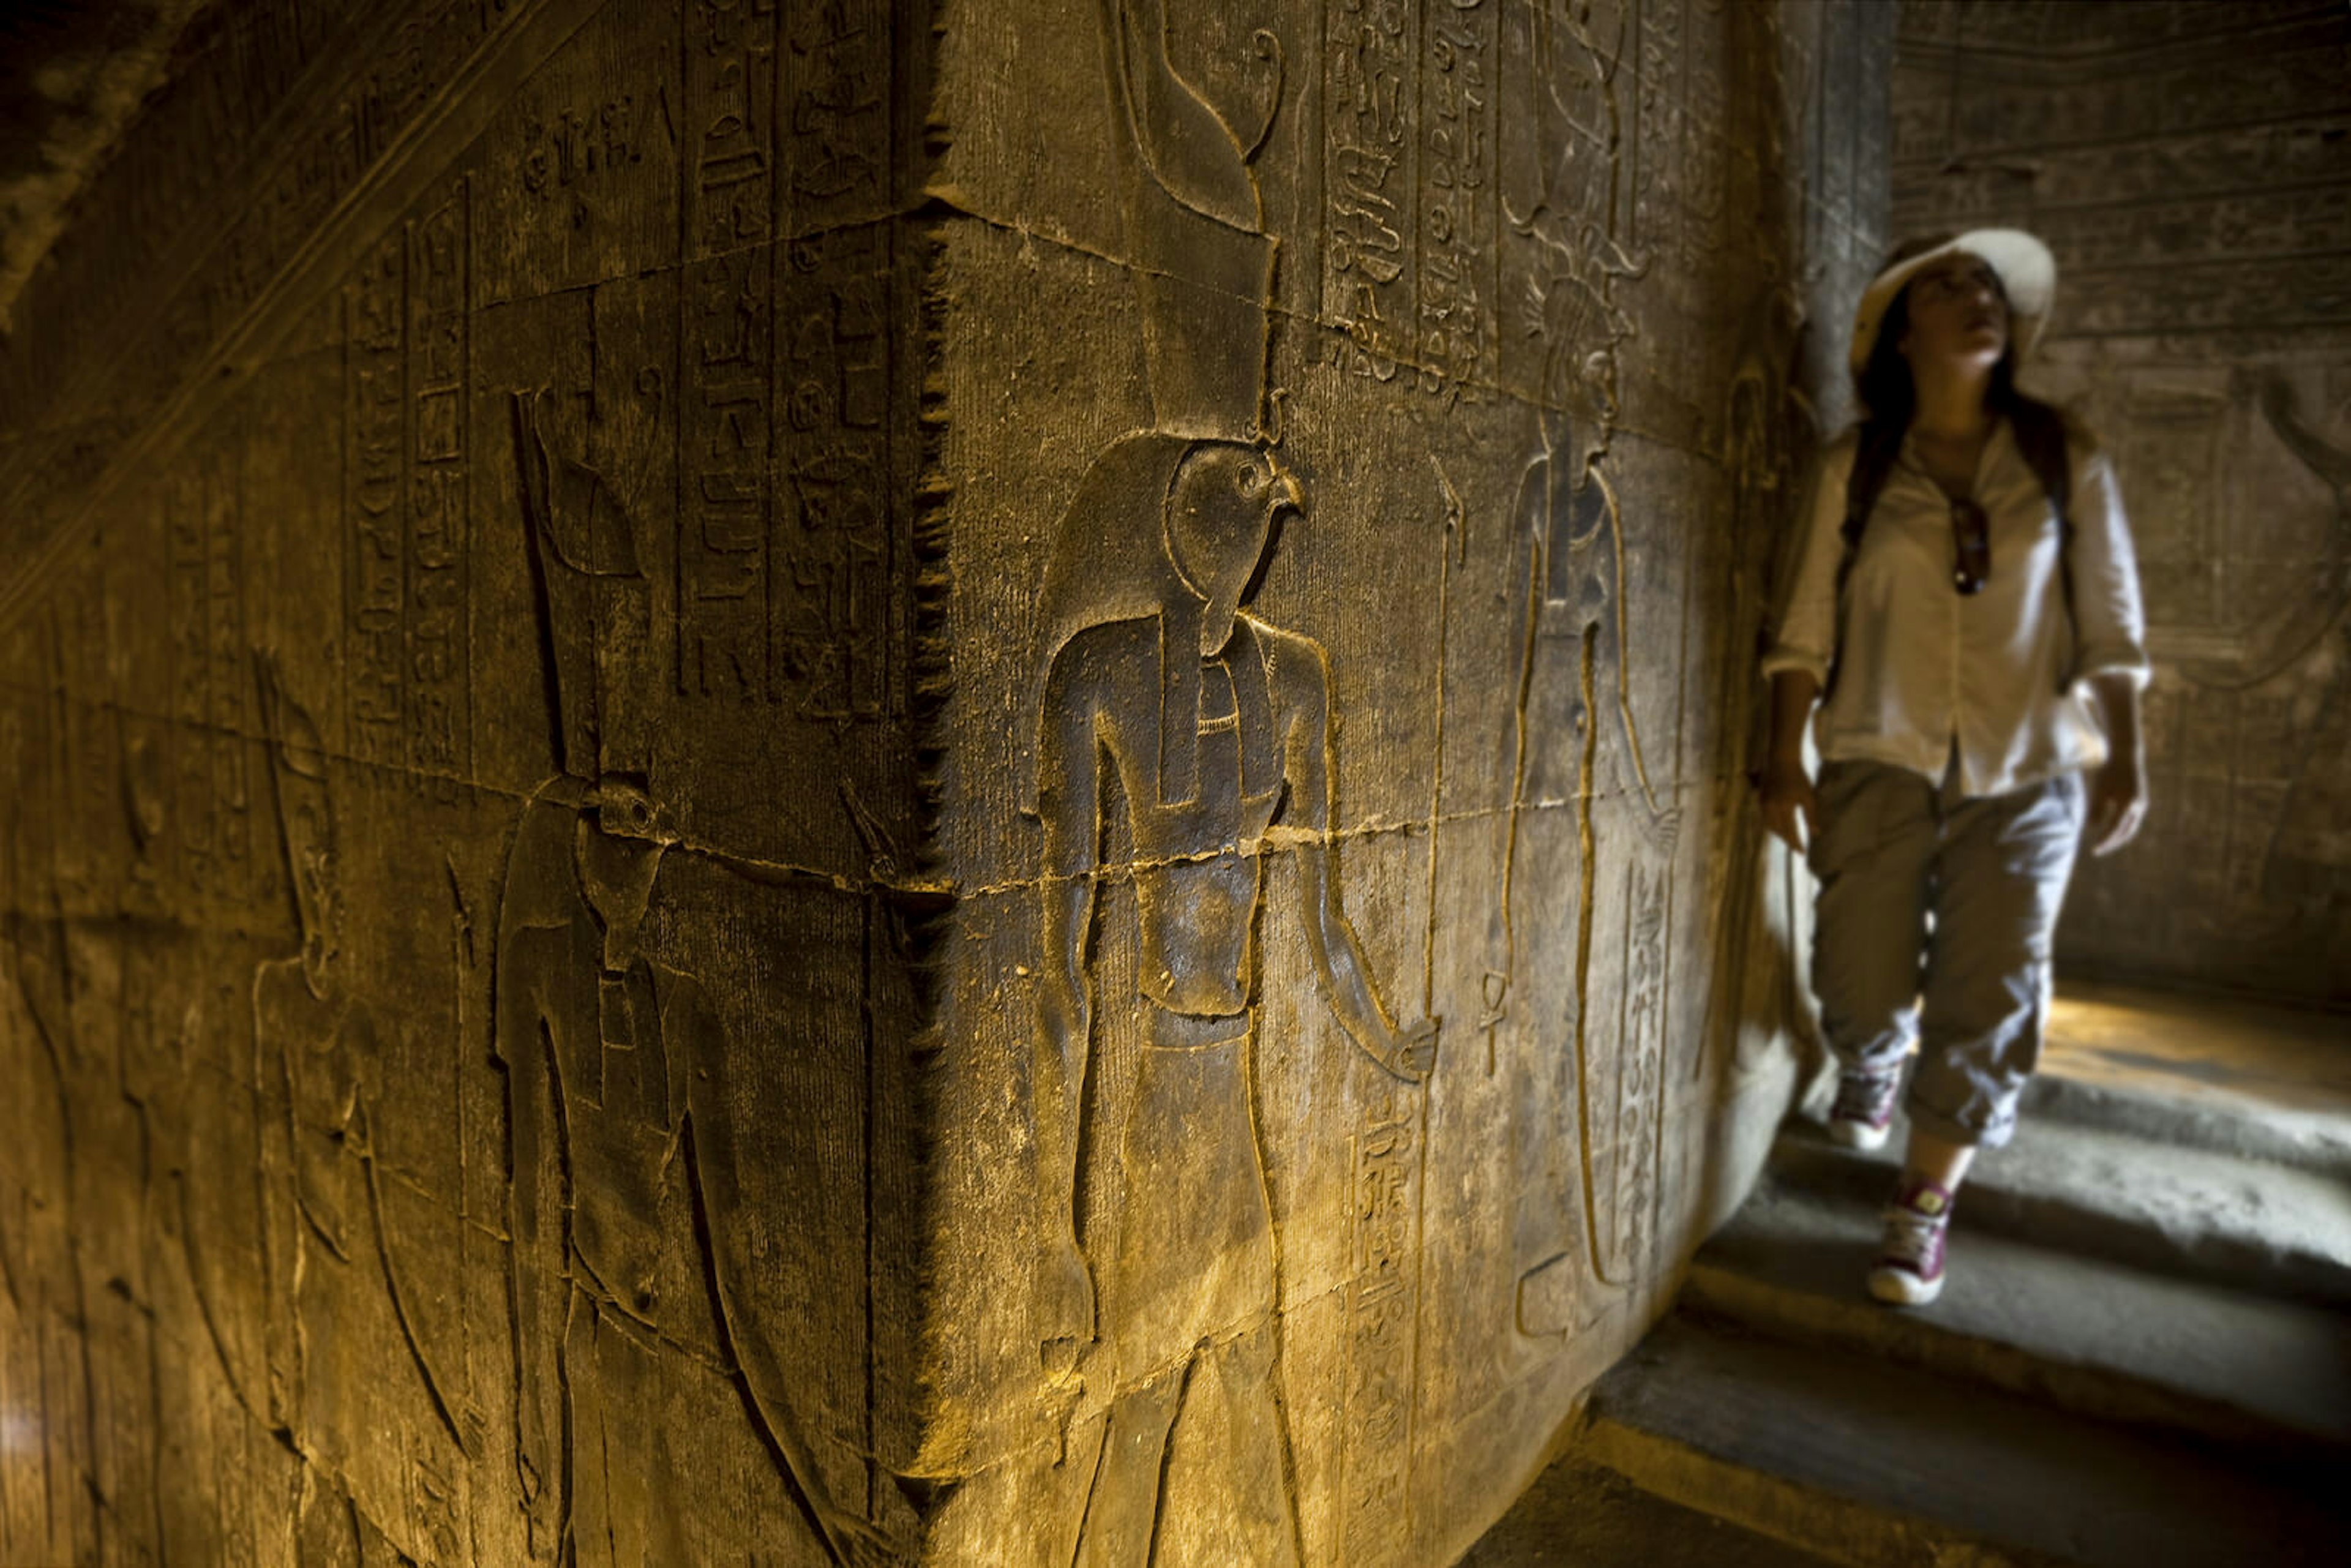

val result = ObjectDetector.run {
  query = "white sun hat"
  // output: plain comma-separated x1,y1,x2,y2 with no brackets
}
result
1849,228,2058,375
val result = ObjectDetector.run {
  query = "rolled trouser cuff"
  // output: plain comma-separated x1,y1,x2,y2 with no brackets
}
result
1910,774,2079,1151
1906,1001,2041,1149
1902,1081,2017,1149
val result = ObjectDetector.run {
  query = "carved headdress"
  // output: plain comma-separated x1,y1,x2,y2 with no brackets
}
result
1100,0,1277,443
511,391,651,782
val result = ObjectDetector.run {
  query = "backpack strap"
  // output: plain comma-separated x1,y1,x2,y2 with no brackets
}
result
1841,421,1904,547
2009,400,2076,692
1824,421,1902,700
1824,408,2079,700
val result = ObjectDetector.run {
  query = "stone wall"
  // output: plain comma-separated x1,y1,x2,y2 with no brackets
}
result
1894,0,2351,1004
0,4,930,1563
914,1,1887,1561
0,1,1889,1563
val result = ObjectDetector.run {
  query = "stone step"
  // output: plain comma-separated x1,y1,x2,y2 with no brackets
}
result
1770,1114,2351,1307
1578,1316,2350,1568
2032,983,2351,1177
2020,1067,2351,1178
1685,1180,2351,1452
1459,1450,1839,1567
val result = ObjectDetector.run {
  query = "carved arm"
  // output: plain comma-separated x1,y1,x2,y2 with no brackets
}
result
1280,639,1437,1084
1032,648,1102,1369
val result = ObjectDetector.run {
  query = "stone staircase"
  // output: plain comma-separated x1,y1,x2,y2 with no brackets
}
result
1472,984,2351,1566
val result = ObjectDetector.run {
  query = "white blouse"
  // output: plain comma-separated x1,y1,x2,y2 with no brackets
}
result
1763,417,2151,798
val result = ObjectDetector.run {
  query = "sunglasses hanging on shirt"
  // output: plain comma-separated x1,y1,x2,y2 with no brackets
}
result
1948,497,1990,595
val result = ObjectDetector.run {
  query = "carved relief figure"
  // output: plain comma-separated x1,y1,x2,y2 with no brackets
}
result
252,653,470,1496
1496,2,1679,1337
1032,437,1438,1564
496,394,892,1566
1029,5,1435,1562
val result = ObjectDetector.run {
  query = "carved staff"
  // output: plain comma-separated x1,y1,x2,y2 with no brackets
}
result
1422,457,1463,1024
1398,457,1466,1518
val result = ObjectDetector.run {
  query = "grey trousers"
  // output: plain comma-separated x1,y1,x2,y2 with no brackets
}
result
1808,757,2085,1148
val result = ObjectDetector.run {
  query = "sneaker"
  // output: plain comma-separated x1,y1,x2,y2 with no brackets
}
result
1868,1178,1952,1306
1828,1062,1902,1150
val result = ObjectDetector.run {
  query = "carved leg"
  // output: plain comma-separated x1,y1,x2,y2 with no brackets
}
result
1072,1367,1186,1568
1201,1324,1300,1568
292,1466,362,1568
590,1307,691,1568
561,1289,602,1567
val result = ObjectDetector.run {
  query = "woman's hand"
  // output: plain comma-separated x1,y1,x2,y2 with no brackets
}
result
1759,670,1822,855
2084,752,2147,857
2083,673,2147,857
1759,756,1817,855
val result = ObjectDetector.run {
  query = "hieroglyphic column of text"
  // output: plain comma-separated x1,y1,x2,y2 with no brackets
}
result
1340,1092,1420,1566
1327,0,1419,375
1417,0,1494,389
407,180,470,787
679,0,779,702
167,448,253,894
345,229,407,770
778,2,894,721
1613,866,1670,1284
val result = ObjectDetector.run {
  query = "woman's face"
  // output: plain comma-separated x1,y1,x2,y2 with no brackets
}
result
1897,252,2009,373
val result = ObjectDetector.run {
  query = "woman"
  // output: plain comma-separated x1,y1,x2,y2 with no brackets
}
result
1758,231,2151,1306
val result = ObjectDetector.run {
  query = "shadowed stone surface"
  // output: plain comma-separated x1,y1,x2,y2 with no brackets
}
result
0,1,1889,1561
1690,1179,2351,1450
1773,1110,2351,1307
0,1,209,331
1461,1451,1835,1568
1578,1316,2350,1568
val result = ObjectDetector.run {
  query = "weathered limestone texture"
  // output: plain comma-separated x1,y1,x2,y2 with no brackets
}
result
0,4,929,1564
0,1,1886,1562
1894,0,2351,1003
917,1,1887,1562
